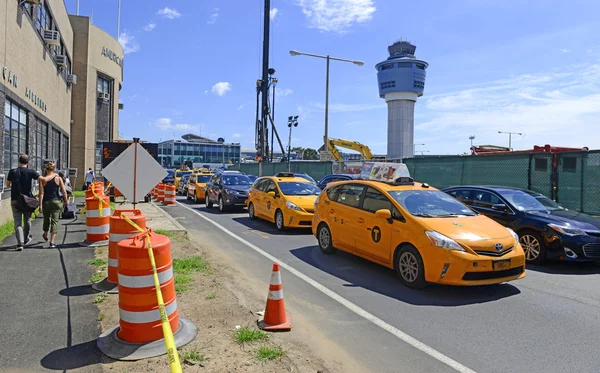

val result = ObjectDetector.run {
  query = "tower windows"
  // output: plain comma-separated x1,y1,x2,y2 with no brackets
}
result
381,81,396,89
381,64,394,70
416,63,426,70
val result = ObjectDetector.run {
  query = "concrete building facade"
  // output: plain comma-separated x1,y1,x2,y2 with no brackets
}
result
0,1,123,196
376,41,428,159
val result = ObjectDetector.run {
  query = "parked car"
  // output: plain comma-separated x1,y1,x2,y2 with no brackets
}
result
162,169,175,184
177,174,191,195
247,175,258,183
206,171,253,212
293,173,317,184
187,172,213,204
443,186,600,263
317,174,358,189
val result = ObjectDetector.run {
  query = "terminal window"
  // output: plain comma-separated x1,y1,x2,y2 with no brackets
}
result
397,63,412,68
381,64,394,70
381,81,396,89
3,100,27,171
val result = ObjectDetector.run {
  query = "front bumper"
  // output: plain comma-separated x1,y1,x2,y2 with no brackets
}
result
222,194,248,207
545,233,600,262
424,247,526,286
283,209,314,228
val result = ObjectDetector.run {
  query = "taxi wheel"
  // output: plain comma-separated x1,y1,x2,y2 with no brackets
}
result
396,246,426,289
275,210,285,231
519,230,546,264
248,203,257,220
218,196,225,213
207,196,214,208
317,224,336,254
194,193,199,204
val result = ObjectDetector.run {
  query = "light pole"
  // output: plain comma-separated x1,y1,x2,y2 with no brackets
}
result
289,50,364,159
469,135,476,148
287,116,298,171
498,131,522,150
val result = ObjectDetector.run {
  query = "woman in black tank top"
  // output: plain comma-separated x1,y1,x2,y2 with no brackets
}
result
39,162,69,248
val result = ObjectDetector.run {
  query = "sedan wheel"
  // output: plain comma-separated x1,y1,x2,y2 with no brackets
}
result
519,231,545,263
219,197,225,213
396,246,426,289
275,210,285,231
249,203,257,220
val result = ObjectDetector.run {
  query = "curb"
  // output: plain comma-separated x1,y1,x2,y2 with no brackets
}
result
151,201,186,231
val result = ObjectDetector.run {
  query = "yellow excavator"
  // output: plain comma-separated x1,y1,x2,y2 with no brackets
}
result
327,138,386,161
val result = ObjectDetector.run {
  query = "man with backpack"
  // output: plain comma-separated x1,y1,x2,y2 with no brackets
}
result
6,154,40,251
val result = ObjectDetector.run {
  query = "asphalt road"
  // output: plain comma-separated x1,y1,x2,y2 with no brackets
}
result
168,196,600,373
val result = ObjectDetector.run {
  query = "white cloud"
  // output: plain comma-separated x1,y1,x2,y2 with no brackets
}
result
559,48,570,53
118,30,139,54
232,133,242,138
297,0,376,33
276,88,293,97
143,22,156,32
207,8,219,24
270,8,278,20
211,82,232,96
153,118,199,132
156,7,181,19
204,90,209,95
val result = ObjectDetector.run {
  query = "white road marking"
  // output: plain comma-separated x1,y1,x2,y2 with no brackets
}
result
177,201,477,373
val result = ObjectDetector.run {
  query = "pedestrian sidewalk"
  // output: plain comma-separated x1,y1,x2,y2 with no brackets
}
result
0,197,102,372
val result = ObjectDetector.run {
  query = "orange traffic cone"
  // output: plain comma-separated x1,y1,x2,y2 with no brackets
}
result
258,263,292,331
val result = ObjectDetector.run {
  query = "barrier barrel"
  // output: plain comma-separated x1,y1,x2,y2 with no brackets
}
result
163,185,176,205
85,194,110,242
108,210,147,284
117,231,178,343
86,182,105,199
157,184,166,203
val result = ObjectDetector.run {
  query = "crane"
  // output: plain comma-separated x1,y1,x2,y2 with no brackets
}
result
327,138,385,161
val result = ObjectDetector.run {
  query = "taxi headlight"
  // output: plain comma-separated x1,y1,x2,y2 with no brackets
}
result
425,231,465,252
548,224,587,237
506,228,519,246
286,201,303,211
314,195,320,210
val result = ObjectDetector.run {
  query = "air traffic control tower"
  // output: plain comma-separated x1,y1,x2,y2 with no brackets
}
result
376,40,428,159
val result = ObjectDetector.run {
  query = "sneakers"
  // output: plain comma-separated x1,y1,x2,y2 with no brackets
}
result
25,235,33,246
15,245,23,251
49,243,57,249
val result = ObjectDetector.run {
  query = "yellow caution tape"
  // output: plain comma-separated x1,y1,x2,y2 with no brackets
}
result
120,213,183,373
91,189,110,216
104,182,113,194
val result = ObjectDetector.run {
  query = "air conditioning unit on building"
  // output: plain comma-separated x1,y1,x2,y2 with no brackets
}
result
55,55,67,67
98,92,110,101
43,30,60,46
118,103,124,110
66,74,77,84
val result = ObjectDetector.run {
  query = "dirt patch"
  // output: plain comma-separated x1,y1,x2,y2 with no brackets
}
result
92,231,332,372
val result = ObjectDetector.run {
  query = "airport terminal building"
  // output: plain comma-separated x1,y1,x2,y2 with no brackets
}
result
0,0,123,188
159,134,241,168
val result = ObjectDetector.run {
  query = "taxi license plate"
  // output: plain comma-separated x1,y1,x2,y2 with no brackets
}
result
492,259,511,271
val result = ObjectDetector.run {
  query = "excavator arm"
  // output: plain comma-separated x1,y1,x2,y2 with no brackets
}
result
327,138,375,160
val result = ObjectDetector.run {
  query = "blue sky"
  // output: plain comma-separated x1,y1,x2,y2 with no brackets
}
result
65,0,600,155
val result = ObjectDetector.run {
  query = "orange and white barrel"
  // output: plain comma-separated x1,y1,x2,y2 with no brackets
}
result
86,182,105,199
157,184,166,202
85,195,111,242
117,231,179,343
163,185,176,205
108,210,147,284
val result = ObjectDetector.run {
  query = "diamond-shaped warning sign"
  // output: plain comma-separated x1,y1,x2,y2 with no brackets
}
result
101,143,167,202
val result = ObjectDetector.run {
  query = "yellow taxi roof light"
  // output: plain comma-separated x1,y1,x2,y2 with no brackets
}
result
360,162,414,185
275,172,295,178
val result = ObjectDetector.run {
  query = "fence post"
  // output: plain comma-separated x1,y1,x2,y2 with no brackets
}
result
552,154,558,201
527,153,532,190
460,156,465,185
580,153,585,213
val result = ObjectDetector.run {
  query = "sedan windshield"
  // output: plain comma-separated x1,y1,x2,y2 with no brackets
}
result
389,190,477,217
196,175,211,183
222,175,252,185
499,190,562,211
278,182,321,196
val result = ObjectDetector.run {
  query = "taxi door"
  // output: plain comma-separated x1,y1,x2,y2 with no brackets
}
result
188,175,196,196
263,180,281,222
354,187,397,264
251,179,267,218
328,184,365,252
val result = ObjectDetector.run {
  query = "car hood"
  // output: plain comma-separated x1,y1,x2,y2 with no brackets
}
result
224,185,251,192
527,210,600,230
286,195,318,210
422,215,513,248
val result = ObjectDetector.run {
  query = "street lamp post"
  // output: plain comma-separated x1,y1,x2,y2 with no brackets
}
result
469,135,476,148
498,131,522,150
289,50,364,159
287,116,299,171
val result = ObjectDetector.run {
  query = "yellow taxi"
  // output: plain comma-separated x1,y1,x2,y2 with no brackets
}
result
312,163,526,289
248,173,321,230
174,170,193,190
186,173,213,204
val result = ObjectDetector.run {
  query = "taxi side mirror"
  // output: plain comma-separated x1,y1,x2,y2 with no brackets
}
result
375,209,392,220
267,191,276,198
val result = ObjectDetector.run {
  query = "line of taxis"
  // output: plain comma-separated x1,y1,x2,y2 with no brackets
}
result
246,164,526,289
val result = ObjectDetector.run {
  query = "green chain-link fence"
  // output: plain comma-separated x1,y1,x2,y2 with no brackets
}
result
234,161,333,182
556,151,600,215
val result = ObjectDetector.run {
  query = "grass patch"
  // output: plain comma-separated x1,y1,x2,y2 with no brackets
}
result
89,271,105,283
174,274,194,294
256,345,286,361
0,220,14,243
97,313,105,321
88,258,107,267
173,256,209,275
73,190,86,197
182,350,206,362
234,326,269,344
206,293,216,300
154,229,172,237
93,292,108,304
94,245,107,255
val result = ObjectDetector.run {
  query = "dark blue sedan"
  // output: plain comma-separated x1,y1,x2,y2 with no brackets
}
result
317,174,359,190
443,185,600,263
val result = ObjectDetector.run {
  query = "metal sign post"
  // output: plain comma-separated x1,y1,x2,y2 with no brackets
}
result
133,137,139,208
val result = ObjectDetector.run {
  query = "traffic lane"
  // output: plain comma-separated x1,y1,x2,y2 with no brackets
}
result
178,198,600,373
169,200,458,373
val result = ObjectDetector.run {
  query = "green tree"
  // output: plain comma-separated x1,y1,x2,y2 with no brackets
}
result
303,148,318,160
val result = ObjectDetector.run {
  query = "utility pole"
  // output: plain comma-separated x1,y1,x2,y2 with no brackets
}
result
258,0,271,175
287,116,298,172
498,131,522,150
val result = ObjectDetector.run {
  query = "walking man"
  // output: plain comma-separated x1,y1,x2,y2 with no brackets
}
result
85,167,95,190
6,154,40,251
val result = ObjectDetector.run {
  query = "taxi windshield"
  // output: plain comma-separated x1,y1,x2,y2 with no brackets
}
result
389,190,477,218
176,171,192,177
196,175,211,183
278,182,321,196
222,175,252,185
